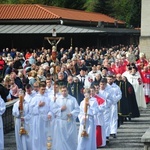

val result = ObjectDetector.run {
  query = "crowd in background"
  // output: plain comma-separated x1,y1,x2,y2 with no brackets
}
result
0,44,150,150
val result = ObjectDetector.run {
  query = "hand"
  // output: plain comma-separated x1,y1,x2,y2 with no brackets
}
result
21,117,24,121
47,115,51,120
53,96,57,102
86,101,89,106
61,105,67,111
83,117,86,122
67,113,72,117
39,101,45,107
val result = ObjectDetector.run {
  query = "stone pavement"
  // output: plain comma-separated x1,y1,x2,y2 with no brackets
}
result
4,104,150,150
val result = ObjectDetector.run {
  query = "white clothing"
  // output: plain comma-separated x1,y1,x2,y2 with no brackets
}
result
30,93,54,150
0,97,6,150
109,83,122,134
77,97,99,150
76,74,91,88
126,72,146,108
52,94,79,150
88,71,98,81
12,99,31,150
98,85,114,137
95,94,106,147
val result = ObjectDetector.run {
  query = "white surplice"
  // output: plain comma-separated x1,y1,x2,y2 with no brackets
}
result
0,96,6,150
30,93,54,150
99,85,114,138
52,94,79,150
109,83,122,135
126,72,146,108
77,97,99,150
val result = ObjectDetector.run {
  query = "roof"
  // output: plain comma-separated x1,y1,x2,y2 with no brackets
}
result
0,4,124,24
0,4,59,20
0,24,139,34
0,24,104,34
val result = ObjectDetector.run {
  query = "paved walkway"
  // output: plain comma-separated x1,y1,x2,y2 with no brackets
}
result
99,103,150,150
4,104,150,150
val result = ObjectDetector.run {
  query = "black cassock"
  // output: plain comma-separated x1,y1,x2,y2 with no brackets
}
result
115,80,140,118
67,82,84,105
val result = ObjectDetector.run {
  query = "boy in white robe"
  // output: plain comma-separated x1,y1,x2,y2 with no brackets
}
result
0,96,6,150
107,75,122,138
52,85,80,150
12,84,36,150
77,88,99,150
98,78,114,143
94,84,106,147
30,82,54,150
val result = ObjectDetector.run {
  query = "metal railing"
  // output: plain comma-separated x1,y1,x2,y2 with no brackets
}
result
2,99,18,134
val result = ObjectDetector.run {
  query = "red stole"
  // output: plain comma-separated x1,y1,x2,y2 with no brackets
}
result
94,95,105,147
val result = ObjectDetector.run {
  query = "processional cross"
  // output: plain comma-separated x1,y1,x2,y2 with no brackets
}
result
44,28,64,150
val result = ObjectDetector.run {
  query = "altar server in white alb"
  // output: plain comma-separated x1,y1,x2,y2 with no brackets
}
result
98,78,114,143
12,85,34,150
0,96,6,150
52,85,79,150
77,88,99,150
107,75,122,138
30,81,54,150
94,84,106,147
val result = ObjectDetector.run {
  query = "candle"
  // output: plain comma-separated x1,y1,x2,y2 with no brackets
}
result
84,97,89,113
19,95,23,111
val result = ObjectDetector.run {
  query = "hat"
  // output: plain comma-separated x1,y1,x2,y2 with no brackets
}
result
79,66,87,72
100,67,108,72
132,66,138,71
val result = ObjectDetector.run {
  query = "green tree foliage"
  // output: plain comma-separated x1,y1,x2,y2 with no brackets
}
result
130,0,141,28
83,0,112,14
108,0,141,28
51,0,85,10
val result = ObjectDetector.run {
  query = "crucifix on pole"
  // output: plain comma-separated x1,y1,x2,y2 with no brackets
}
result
44,28,64,93
45,28,65,149
44,28,64,52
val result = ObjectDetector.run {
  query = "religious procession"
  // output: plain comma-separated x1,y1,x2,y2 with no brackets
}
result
0,44,149,150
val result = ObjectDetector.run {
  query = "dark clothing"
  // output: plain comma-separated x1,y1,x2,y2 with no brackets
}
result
0,84,9,102
13,60,23,69
67,82,84,105
15,77,24,89
91,78,101,86
56,79,67,87
4,66,12,76
115,80,140,118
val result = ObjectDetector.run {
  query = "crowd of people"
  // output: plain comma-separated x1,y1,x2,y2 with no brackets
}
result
0,44,150,150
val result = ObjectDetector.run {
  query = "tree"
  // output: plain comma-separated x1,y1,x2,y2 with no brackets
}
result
109,0,141,28
83,0,113,18
130,0,141,28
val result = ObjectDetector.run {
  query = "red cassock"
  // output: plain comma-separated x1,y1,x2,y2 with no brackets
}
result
137,59,148,66
141,71,150,103
94,95,105,147
113,65,126,75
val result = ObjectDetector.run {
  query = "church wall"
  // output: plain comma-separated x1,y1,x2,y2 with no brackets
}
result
140,0,150,58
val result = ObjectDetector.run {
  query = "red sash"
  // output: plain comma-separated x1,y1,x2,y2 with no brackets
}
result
96,126,102,147
94,95,105,105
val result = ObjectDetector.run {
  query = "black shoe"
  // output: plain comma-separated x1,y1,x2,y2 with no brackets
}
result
106,138,109,144
113,134,116,138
